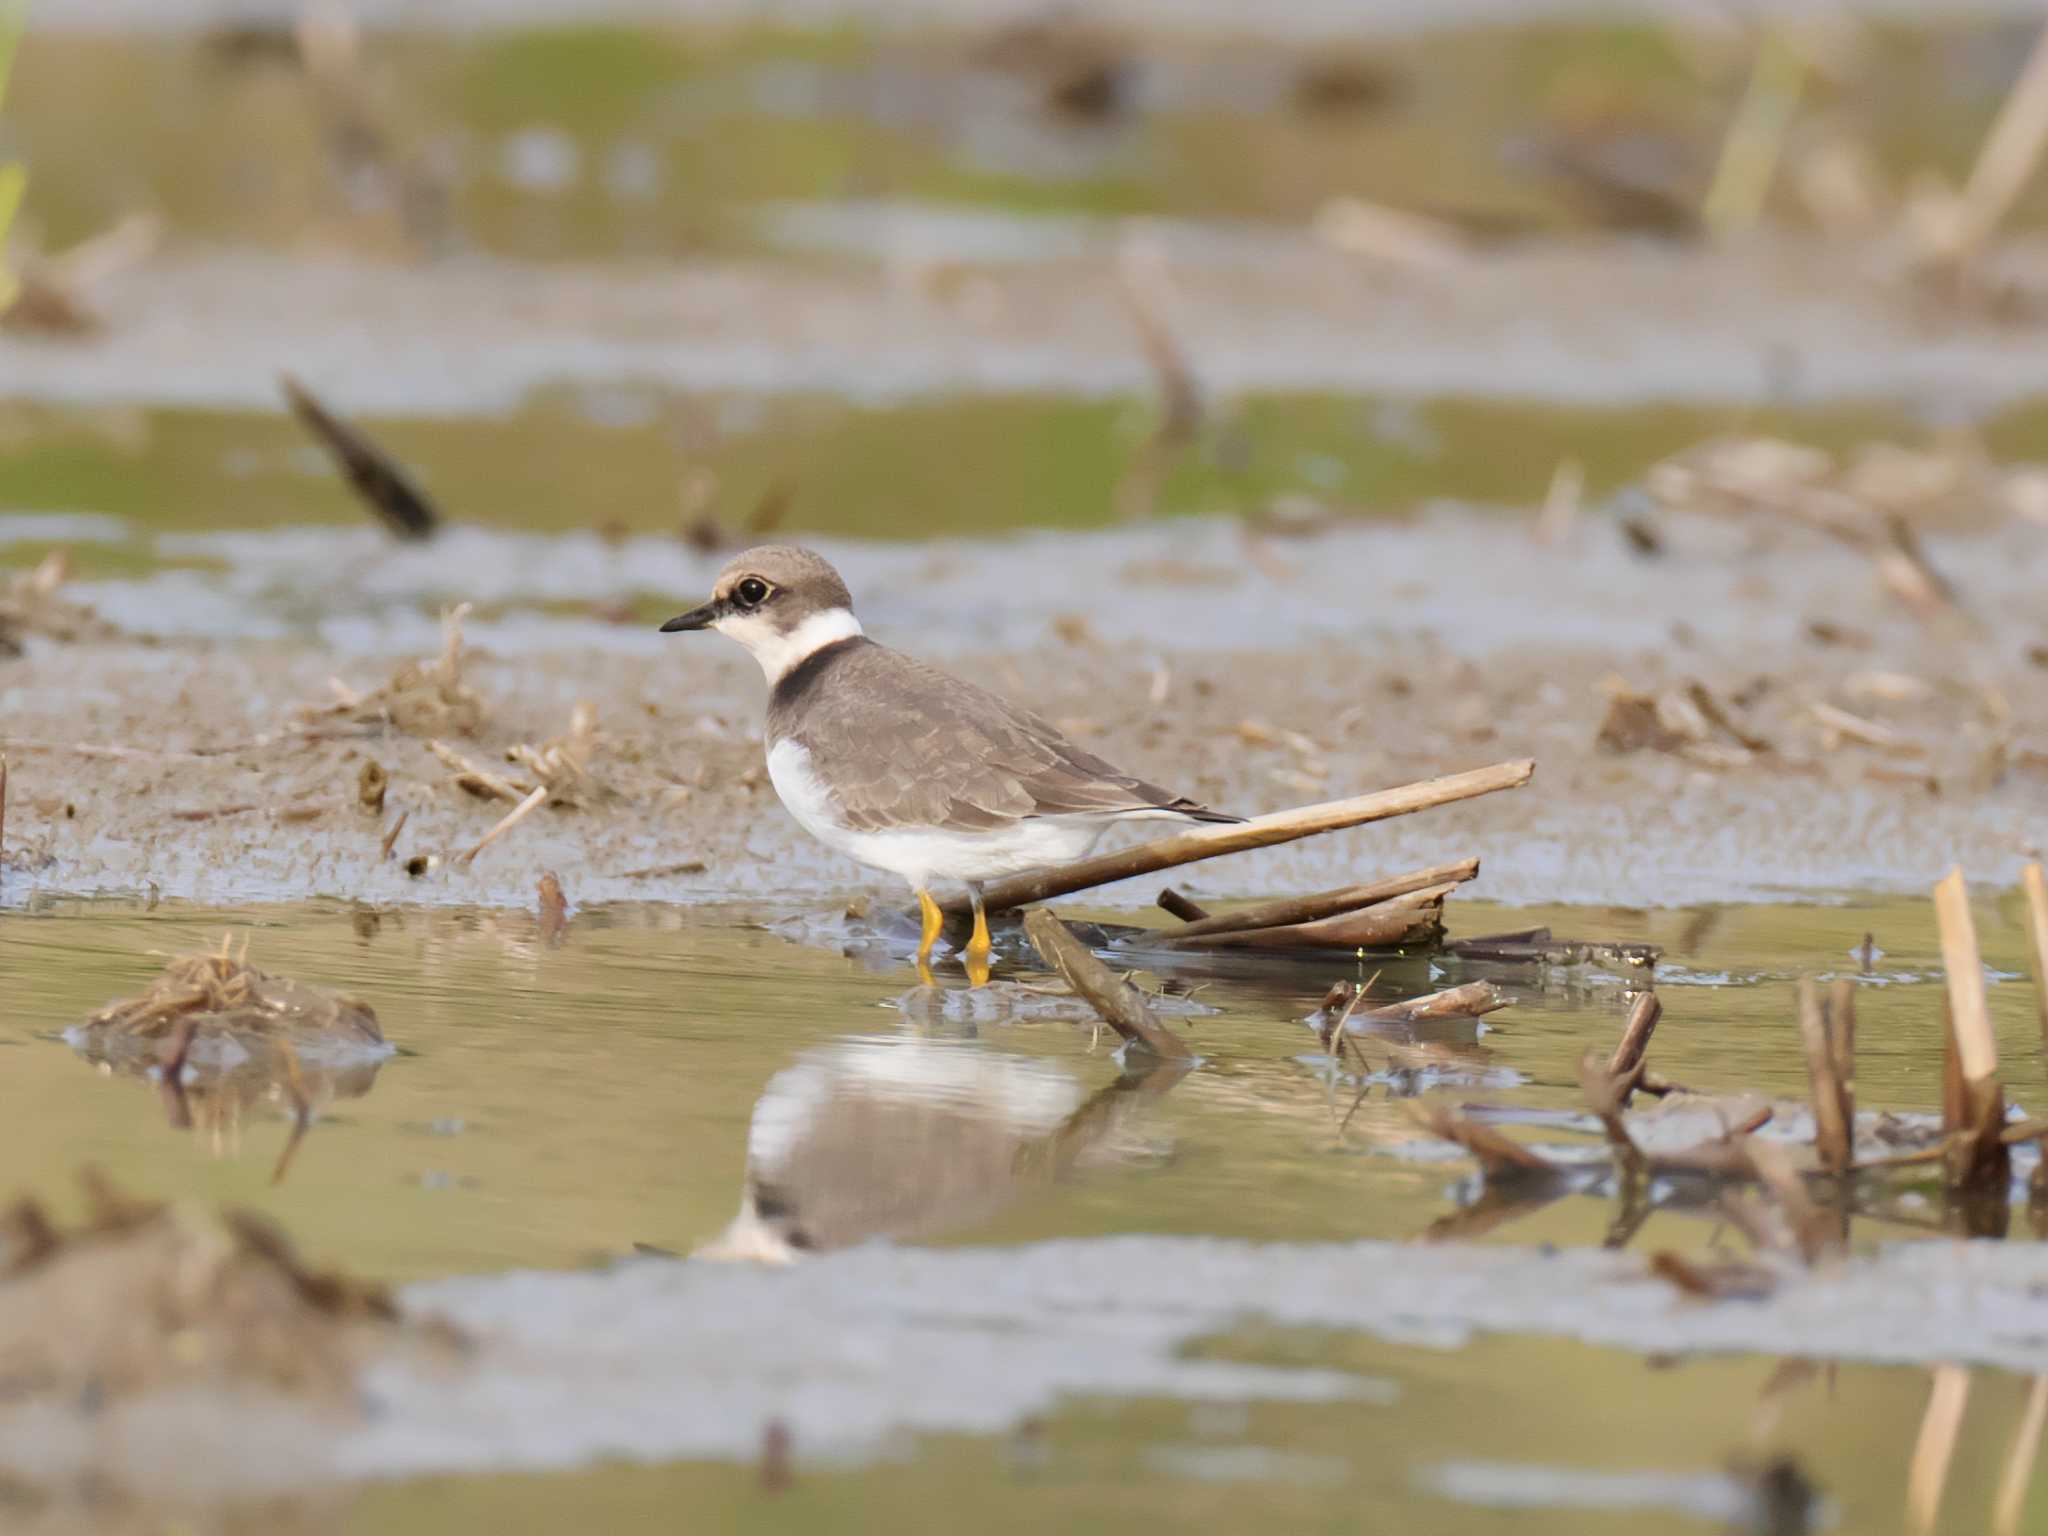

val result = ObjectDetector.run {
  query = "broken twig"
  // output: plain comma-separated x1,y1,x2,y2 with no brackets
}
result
1155,857,1479,940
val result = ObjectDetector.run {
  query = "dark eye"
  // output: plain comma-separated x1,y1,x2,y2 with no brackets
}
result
734,577,771,609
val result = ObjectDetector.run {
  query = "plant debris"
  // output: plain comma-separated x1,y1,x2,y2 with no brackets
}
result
0,551,121,654
78,934,383,1049
0,1169,443,1405
298,603,486,737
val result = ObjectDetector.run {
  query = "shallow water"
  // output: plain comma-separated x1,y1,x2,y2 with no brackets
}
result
4,893,2048,1528
6,893,2045,1270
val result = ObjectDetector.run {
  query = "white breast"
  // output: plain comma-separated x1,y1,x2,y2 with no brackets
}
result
765,738,1108,891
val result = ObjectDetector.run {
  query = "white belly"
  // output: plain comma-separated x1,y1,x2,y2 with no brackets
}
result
766,738,1107,889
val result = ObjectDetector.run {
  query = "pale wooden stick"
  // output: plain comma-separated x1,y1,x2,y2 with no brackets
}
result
1908,1367,1972,1536
2023,863,2048,1060
1935,866,2007,1189
460,785,549,865
1156,857,1478,940
1958,24,2048,258
1023,909,1191,1061
949,759,1534,918
1994,1375,2048,1536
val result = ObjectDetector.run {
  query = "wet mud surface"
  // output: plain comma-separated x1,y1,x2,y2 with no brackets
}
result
4,510,2043,911
14,235,2048,416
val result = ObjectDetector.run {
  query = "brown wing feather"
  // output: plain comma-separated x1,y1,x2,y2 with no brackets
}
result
772,642,1217,834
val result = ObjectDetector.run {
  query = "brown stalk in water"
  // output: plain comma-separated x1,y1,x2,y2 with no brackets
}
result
1023,908,1192,1061
1796,977,1854,1176
1605,990,1662,1105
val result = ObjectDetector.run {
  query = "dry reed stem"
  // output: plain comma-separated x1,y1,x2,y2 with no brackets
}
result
1957,24,2048,260
1933,872,1998,1196
1023,909,1191,1060
950,759,1534,918
1936,867,1997,1085
1702,28,1807,237
1797,978,1854,1174
2023,863,2048,1059
1907,1366,1972,1536
1935,867,2007,1189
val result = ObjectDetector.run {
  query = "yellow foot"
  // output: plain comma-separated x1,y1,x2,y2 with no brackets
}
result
964,901,993,988
915,889,943,987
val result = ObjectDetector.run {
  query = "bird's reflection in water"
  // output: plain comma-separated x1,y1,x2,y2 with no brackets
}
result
702,1037,1188,1261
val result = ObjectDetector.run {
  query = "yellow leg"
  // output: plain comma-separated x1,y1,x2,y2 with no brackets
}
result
915,889,943,987
964,895,993,989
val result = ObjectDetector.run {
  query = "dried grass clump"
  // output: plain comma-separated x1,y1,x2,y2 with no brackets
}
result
0,551,121,654
299,603,486,738
0,1170,431,1404
81,936,383,1048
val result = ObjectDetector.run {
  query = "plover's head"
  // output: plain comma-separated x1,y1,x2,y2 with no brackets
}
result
659,545,863,680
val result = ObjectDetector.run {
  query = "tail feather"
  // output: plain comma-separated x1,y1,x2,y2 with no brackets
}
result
1158,798,1242,825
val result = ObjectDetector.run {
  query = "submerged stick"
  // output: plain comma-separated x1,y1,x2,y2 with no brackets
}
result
2023,863,2048,1059
951,760,1534,918
1350,980,1507,1028
1156,857,1478,940
1023,909,1191,1061
1413,1103,1561,1181
281,373,440,541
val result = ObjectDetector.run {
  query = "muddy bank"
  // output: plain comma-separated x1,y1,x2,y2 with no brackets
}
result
2,511,2042,910
13,235,2048,416
3,1234,2047,1498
